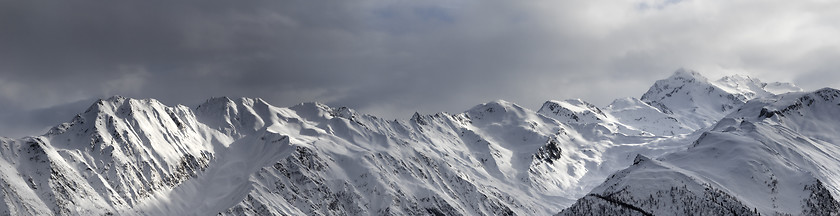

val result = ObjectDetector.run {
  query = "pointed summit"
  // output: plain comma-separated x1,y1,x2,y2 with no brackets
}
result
197,96,235,108
642,69,712,102
410,112,427,125
639,69,807,131
641,69,715,114
466,100,515,115
641,69,754,130
105,95,128,102
50,96,194,137
668,68,709,82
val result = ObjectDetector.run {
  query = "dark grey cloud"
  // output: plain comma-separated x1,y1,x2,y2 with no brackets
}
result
0,98,95,138
1,0,839,138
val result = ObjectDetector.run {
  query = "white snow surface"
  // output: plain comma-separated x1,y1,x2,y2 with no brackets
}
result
639,69,801,131
560,88,840,215
1,70,834,216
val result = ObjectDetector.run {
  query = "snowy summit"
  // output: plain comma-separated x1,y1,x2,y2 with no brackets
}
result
0,70,838,215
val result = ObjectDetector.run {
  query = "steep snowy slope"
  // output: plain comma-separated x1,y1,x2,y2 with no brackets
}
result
538,99,650,136
604,97,692,136
143,99,571,215
560,88,840,215
640,69,801,130
0,96,224,215
0,69,819,215
538,99,609,125
0,96,702,215
540,70,801,138
138,98,688,215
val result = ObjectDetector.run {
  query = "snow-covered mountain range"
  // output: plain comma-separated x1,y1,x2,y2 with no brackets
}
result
1,69,838,215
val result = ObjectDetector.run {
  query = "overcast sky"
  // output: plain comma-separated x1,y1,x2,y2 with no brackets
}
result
1,0,839,138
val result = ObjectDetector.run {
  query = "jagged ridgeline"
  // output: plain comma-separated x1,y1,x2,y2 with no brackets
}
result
1,70,838,215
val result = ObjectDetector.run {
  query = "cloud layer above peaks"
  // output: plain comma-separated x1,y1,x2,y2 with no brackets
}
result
1,0,838,137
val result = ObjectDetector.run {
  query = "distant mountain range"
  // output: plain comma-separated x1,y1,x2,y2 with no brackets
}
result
1,69,837,215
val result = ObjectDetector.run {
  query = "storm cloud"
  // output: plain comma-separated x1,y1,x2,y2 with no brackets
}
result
1,0,839,138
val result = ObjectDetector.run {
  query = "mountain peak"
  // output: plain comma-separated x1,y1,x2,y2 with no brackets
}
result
197,97,274,109
741,87,840,121
713,74,805,101
538,99,606,124
82,96,170,117
812,87,840,100
640,69,766,130
467,100,515,114
5,72,840,216
195,97,237,116
200,96,235,106
719,74,755,81
410,112,427,125
641,69,714,102
669,68,709,82
288,102,334,120
105,95,128,102
560,98,598,109
234,97,270,107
